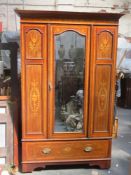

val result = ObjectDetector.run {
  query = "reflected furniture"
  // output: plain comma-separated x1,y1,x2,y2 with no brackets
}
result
15,10,123,172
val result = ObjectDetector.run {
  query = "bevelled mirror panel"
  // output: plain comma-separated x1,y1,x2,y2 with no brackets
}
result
54,31,85,133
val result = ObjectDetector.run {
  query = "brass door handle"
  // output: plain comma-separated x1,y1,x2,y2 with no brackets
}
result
84,146,93,152
48,82,52,91
42,148,51,154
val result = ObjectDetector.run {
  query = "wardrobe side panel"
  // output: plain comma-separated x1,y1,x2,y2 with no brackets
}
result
21,24,47,139
89,26,118,138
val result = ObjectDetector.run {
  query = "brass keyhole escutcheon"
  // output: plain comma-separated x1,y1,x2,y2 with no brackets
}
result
84,146,93,152
42,148,51,154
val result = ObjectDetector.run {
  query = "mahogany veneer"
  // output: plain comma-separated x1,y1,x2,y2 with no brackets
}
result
15,9,123,172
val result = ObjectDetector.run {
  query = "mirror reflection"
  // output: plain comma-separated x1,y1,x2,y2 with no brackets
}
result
54,31,85,133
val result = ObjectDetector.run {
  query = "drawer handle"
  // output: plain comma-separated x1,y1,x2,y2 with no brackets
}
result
84,146,93,152
42,148,51,154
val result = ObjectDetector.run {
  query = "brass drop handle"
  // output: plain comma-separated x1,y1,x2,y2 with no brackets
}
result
84,146,93,152
42,148,51,154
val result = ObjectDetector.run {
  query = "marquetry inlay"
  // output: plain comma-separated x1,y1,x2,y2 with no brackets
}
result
63,147,72,152
97,31,112,59
98,82,107,112
26,29,42,59
30,81,40,113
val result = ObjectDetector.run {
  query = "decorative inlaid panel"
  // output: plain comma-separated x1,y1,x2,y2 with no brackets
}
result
30,81,40,114
26,65,43,134
98,82,107,112
52,25,88,36
93,65,111,132
96,31,113,60
25,29,42,59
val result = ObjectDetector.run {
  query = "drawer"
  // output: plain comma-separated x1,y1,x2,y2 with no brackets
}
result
22,140,110,162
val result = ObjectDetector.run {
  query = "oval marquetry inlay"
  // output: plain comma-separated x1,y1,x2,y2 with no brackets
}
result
98,86,107,112
30,81,40,113
63,147,72,152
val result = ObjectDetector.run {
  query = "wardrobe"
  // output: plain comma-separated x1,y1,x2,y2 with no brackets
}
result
15,9,122,172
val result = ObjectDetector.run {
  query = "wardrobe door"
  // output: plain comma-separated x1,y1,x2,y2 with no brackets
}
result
89,26,118,138
48,25,90,139
21,24,47,139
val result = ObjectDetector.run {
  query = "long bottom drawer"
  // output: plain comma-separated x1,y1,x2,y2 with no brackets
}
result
22,140,111,162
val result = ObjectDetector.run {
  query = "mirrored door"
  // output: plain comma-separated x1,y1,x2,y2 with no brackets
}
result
48,25,90,138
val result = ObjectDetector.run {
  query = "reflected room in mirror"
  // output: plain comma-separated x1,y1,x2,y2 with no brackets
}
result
54,31,85,133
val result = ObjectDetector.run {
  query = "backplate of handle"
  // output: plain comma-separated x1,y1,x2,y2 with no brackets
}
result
42,148,51,154
84,146,93,152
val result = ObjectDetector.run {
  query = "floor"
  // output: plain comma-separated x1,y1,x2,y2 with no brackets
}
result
17,107,131,175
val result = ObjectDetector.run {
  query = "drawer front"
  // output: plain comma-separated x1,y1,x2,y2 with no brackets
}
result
22,140,110,162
